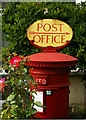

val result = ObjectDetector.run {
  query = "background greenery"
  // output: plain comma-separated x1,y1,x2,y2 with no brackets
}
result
2,2,86,69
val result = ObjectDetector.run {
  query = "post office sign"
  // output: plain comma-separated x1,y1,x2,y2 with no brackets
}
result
27,19,73,49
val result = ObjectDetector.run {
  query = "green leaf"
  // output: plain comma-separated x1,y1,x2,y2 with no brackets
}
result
11,110,18,117
30,90,37,96
1,109,8,115
5,80,11,84
26,108,37,118
17,79,22,85
15,95,21,102
11,105,18,111
34,101,45,108
22,59,26,62
7,94,16,101
32,82,37,85
10,101,16,104
23,68,27,73
10,68,14,71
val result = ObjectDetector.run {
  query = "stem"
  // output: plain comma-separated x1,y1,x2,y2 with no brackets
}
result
23,99,24,111
19,65,25,113
9,111,11,118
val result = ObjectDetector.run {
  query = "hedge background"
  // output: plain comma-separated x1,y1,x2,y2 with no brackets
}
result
2,2,86,69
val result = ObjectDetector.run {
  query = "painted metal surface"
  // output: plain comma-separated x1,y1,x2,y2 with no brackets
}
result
27,19,73,49
26,50,77,119
26,50,77,68
29,65,70,118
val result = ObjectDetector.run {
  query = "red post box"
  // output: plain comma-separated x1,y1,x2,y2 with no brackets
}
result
26,19,78,118
26,49,77,119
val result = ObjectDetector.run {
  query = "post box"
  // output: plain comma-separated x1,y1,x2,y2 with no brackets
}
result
26,49,77,118
26,19,78,118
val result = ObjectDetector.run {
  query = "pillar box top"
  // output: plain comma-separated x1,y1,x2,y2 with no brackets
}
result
26,50,77,68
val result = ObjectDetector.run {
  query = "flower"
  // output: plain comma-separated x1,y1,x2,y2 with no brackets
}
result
9,56,22,69
44,8,48,15
0,78,5,91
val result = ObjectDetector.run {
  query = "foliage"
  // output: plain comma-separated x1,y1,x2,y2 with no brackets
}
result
69,104,86,118
1,53,44,119
69,111,86,118
81,69,86,87
2,2,86,69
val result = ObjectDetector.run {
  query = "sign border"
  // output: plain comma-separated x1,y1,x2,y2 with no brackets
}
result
30,40,70,50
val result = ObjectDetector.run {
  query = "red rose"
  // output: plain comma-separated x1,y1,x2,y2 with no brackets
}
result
9,56,22,69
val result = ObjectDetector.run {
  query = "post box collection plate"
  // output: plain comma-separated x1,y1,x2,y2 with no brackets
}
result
33,90,44,113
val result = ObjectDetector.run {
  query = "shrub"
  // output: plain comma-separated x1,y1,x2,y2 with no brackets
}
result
2,2,86,69
1,53,44,119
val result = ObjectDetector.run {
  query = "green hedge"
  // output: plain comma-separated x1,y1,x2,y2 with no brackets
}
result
2,2,86,69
